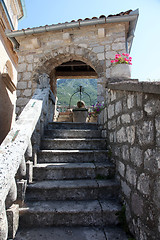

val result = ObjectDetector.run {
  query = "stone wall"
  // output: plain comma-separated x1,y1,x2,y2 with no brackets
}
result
105,81,160,240
15,22,128,115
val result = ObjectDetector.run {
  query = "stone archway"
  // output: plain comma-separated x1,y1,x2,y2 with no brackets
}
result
32,45,105,103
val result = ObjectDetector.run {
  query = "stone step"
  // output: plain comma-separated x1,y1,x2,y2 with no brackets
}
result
33,162,115,181
38,150,109,163
48,122,98,130
41,138,107,150
19,200,121,227
44,129,102,138
26,179,119,201
57,116,73,122
15,226,129,240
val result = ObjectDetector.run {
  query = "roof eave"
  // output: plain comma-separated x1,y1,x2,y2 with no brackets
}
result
6,8,139,51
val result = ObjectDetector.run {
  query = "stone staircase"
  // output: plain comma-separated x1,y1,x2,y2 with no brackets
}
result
57,112,73,122
15,122,128,240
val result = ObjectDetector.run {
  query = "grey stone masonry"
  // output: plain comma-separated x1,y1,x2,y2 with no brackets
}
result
105,80,160,240
13,21,130,116
0,86,55,240
14,122,129,240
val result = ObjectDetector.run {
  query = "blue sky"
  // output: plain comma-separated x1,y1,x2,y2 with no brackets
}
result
19,0,160,81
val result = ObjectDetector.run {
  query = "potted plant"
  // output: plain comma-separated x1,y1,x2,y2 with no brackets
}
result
110,53,132,79
88,103,105,122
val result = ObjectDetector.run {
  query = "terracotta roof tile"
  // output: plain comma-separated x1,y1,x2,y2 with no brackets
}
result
108,9,132,17
15,9,133,32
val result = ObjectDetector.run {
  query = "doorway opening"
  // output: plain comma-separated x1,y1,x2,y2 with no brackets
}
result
54,60,98,122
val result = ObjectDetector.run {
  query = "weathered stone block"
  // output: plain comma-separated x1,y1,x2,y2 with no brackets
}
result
127,94,135,109
27,64,33,72
117,116,121,126
115,101,122,115
117,127,127,143
28,81,32,88
122,145,129,161
78,43,87,48
106,59,111,68
98,28,105,38
17,81,27,90
112,42,125,51
105,45,111,51
97,53,105,60
126,126,135,145
108,119,116,130
106,68,110,78
6,204,19,239
23,72,32,81
121,180,131,198
130,146,143,167
155,116,160,146
118,161,125,177
93,46,104,53
113,145,121,157
109,132,114,142
131,110,143,122
137,121,154,146
144,149,159,172
137,173,150,195
144,100,160,116
16,90,21,97
121,114,130,124
31,38,41,49
106,50,117,59
136,93,143,107
114,36,125,43
101,129,107,138
108,104,114,119
153,176,160,208
63,32,71,41
26,54,34,63
126,165,137,186
23,89,32,97
131,192,143,216
16,97,29,106
110,90,116,102
18,63,26,72
18,55,25,64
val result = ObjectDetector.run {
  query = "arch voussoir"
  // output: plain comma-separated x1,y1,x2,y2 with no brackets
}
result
33,45,103,78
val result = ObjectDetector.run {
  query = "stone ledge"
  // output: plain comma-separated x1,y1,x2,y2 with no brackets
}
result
1,73,16,93
107,80,160,95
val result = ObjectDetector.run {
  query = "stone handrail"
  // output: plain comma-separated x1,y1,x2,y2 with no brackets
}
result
0,87,55,239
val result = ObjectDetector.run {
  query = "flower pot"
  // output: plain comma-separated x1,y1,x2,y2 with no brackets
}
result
110,64,131,79
88,115,98,123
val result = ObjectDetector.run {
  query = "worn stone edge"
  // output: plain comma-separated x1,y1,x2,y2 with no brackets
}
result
107,80,160,95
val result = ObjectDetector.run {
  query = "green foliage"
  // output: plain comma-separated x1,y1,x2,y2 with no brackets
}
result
116,205,136,239
107,149,112,158
95,174,114,180
116,205,130,234
57,78,97,106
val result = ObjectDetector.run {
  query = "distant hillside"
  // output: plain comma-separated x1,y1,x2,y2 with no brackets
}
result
57,79,97,106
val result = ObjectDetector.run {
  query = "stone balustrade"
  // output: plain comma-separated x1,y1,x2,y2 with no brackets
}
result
0,83,55,239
